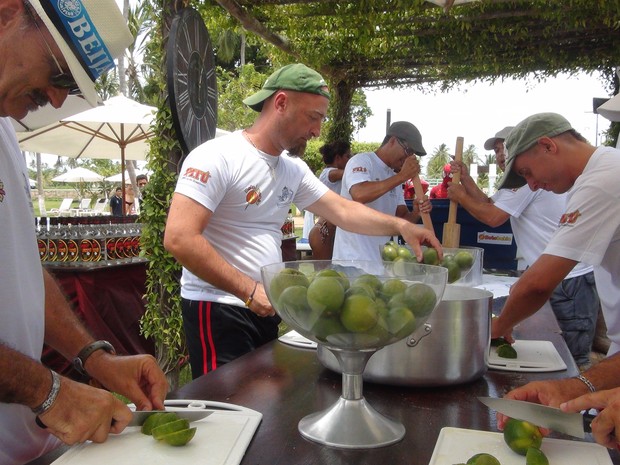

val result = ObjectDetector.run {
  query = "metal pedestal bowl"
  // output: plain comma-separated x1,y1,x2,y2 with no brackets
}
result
261,260,447,449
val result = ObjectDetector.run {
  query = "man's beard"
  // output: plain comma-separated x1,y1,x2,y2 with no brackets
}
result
287,140,307,158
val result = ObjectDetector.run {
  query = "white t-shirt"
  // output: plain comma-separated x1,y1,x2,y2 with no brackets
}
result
332,152,405,261
175,131,328,304
543,146,620,354
319,166,342,194
491,186,592,279
0,118,59,463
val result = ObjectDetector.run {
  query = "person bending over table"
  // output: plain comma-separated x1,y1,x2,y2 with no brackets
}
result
490,112,620,450
164,64,442,380
0,1,168,464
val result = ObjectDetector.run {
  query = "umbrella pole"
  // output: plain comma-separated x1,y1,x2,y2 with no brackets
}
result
121,125,126,216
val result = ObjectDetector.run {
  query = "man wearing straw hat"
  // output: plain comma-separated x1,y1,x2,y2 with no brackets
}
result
0,1,167,462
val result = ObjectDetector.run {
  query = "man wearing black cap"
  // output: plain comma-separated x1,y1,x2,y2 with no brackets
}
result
164,67,441,379
332,121,431,261
0,1,167,462
487,112,620,450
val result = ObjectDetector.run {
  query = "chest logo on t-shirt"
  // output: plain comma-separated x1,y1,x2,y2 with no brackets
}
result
245,185,262,209
0,179,5,203
181,167,211,185
277,186,294,208
559,209,581,226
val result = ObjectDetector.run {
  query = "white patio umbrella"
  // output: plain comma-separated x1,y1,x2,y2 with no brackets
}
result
105,170,150,183
597,94,620,122
18,95,155,214
52,167,105,183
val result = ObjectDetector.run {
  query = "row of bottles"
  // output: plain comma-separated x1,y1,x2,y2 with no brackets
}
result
35,216,144,267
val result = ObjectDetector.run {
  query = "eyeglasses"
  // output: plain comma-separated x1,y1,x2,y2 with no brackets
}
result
396,138,416,156
25,3,80,95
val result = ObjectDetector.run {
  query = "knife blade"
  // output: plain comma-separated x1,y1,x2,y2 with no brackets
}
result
478,397,594,439
128,410,213,427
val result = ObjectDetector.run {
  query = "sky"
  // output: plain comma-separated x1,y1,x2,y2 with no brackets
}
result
354,72,613,169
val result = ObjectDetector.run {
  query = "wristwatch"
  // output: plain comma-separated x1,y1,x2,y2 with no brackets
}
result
73,340,116,377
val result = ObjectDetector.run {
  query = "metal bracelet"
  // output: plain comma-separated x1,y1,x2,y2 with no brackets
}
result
244,281,259,308
576,374,596,393
31,370,61,416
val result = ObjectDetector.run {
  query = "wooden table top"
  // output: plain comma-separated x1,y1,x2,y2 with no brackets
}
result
29,302,620,465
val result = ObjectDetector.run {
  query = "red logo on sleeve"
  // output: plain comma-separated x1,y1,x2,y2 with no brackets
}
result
352,167,367,173
559,210,581,226
182,168,211,184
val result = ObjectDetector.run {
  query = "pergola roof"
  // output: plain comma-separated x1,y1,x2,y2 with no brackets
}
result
212,0,620,90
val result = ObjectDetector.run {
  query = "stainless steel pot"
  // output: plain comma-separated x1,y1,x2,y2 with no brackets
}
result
317,285,493,387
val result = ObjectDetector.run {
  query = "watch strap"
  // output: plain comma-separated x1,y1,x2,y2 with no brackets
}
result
73,340,115,376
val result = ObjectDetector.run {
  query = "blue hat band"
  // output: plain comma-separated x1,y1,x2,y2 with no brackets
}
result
41,0,115,81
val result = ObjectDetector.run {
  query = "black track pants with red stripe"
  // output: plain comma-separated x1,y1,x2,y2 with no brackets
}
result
182,298,281,379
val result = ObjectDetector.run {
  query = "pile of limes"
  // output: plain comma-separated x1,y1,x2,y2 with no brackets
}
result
270,267,438,348
141,412,197,446
381,241,474,283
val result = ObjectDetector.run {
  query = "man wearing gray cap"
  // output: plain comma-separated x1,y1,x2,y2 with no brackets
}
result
490,112,620,449
332,121,431,261
164,66,442,379
448,126,598,370
0,1,167,462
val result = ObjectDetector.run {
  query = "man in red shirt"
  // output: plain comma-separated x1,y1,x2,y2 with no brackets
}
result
430,164,452,199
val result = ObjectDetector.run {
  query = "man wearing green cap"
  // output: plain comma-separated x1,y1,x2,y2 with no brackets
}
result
490,112,620,449
164,64,442,379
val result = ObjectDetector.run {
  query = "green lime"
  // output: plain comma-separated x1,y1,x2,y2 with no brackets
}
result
340,294,378,332
397,246,413,260
526,446,549,465
445,260,461,283
466,453,501,465
346,284,376,300
455,250,475,269
386,307,416,338
441,254,455,267
380,278,408,300
490,337,509,347
307,277,345,316
269,269,309,301
159,427,197,446
503,418,543,456
152,418,190,440
353,274,383,291
140,412,177,436
404,282,437,317
277,285,311,326
496,343,518,359
382,244,398,261
423,248,440,265
312,315,346,341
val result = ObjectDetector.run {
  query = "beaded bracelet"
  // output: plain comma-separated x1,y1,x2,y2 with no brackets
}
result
244,281,259,308
32,370,61,416
575,374,596,393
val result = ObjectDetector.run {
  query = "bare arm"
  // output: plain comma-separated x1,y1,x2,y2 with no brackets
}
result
451,160,490,203
328,168,344,183
164,193,273,317
447,183,509,227
309,190,442,261
491,254,578,340
349,156,419,205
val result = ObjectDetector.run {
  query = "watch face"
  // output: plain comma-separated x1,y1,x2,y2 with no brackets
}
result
167,8,218,157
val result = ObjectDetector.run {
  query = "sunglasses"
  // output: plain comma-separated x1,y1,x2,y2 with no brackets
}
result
25,4,80,95
396,138,416,156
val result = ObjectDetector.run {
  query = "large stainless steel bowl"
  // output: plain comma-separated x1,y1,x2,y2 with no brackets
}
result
318,285,493,386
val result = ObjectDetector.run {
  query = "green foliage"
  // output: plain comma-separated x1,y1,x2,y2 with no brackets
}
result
216,64,267,131
302,139,380,175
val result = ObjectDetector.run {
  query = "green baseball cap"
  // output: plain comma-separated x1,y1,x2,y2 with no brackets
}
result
498,112,573,189
243,63,330,112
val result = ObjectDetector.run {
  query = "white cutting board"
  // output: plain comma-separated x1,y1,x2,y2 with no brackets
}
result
278,330,317,349
52,400,262,465
429,427,612,465
488,339,567,372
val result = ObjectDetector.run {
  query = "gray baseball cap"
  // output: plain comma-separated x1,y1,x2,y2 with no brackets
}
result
498,113,573,189
483,126,514,150
386,121,426,156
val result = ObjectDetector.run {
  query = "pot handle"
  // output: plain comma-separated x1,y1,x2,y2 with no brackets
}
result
406,323,432,348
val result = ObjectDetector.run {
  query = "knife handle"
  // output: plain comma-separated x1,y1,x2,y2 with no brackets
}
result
583,411,596,433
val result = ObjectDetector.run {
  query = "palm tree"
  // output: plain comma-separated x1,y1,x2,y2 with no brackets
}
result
426,143,451,179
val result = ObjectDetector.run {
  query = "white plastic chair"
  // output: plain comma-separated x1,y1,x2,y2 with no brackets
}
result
49,198,74,216
91,198,110,215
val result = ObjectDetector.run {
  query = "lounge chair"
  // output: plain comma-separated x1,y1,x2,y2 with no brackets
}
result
49,198,74,216
91,198,110,215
